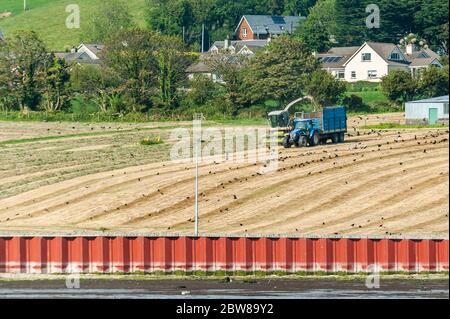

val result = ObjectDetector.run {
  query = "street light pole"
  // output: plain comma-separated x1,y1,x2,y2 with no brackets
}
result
193,113,202,236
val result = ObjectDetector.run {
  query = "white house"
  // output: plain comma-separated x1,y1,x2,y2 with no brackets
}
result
405,95,449,125
318,42,443,82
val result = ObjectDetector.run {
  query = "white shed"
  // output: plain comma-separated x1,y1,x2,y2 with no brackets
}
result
405,95,449,125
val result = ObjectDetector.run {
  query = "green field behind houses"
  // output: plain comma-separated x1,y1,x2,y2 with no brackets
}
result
0,0,147,50
346,90,388,104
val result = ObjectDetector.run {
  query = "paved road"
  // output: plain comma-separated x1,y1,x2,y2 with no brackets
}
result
0,278,448,299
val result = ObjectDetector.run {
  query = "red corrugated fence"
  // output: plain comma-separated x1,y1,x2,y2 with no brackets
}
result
0,236,448,274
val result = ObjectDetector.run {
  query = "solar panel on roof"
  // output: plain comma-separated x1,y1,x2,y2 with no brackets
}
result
271,16,286,24
321,56,343,63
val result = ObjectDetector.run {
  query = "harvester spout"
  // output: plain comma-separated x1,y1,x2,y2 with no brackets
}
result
283,96,314,113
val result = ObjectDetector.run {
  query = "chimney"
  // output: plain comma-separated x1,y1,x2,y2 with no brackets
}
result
224,36,230,50
406,43,416,55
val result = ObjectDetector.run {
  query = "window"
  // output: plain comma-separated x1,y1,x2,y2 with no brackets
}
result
444,103,449,115
362,53,371,61
368,70,377,79
351,71,356,79
243,28,248,38
390,52,400,60
337,71,345,79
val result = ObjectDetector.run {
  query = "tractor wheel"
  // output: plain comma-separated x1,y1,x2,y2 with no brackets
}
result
331,134,339,144
282,136,291,148
309,132,320,147
338,132,345,143
299,136,308,147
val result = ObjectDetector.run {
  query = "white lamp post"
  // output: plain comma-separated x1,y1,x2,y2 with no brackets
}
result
193,113,203,236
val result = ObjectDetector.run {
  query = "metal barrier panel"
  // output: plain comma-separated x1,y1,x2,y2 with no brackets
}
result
0,236,447,274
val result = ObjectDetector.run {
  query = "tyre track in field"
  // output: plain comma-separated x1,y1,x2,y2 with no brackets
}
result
300,172,449,234
113,137,428,227
337,195,449,234
127,131,447,226
154,143,447,231
200,148,448,233
222,153,448,233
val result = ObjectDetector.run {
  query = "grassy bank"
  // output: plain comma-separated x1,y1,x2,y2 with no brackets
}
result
0,272,448,281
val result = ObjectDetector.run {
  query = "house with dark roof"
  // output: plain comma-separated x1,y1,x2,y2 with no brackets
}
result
209,38,268,56
54,43,104,65
318,42,442,82
186,57,222,83
235,15,304,40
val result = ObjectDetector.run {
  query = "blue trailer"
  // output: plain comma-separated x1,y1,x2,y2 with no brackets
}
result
283,106,347,148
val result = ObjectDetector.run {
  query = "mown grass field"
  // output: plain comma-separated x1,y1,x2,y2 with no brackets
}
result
346,90,388,105
0,112,448,237
0,0,147,50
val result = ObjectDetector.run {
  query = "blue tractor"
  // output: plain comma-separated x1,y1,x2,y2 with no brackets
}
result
282,106,347,148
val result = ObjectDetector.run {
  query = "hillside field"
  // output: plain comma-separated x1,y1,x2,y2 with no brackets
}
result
0,0,147,50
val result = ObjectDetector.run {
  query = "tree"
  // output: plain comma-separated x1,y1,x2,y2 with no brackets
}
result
418,66,449,98
84,0,134,43
284,0,318,16
103,29,193,112
102,29,161,112
185,75,221,106
70,64,119,113
206,54,250,116
305,69,346,108
296,0,336,53
244,36,318,106
157,37,195,108
334,0,367,46
41,57,71,112
0,30,49,110
381,70,417,106
414,0,449,54
366,0,420,44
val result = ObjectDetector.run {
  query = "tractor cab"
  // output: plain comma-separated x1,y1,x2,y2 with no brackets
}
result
293,118,313,131
268,110,289,129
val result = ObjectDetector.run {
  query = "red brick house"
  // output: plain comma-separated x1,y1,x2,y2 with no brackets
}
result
235,15,304,40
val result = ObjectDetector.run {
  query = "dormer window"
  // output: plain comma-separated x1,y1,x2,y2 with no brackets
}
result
362,53,371,61
390,52,400,60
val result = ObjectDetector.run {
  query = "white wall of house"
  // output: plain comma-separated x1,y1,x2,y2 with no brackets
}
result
344,44,388,82
77,45,99,60
324,68,345,80
187,72,224,83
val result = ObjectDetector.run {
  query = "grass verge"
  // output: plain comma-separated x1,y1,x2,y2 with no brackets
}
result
0,126,178,146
